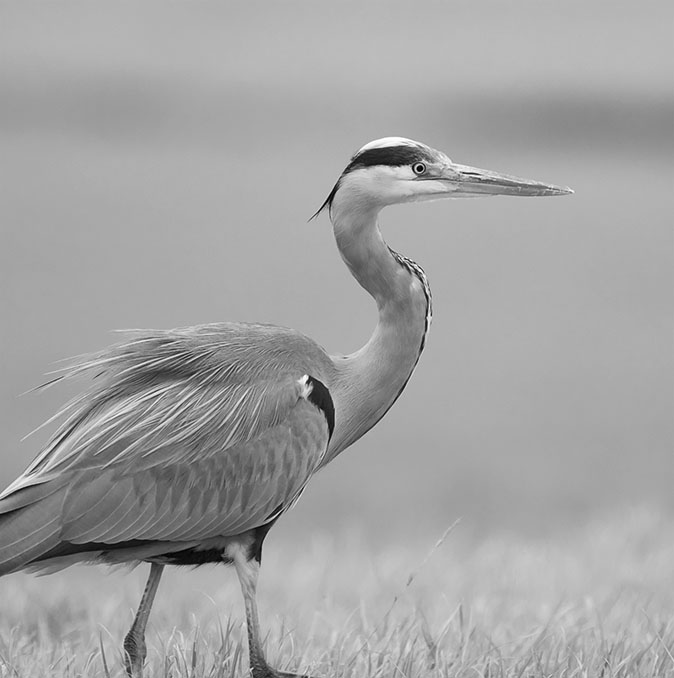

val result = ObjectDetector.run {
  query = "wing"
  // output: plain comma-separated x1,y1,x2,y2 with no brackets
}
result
0,324,335,574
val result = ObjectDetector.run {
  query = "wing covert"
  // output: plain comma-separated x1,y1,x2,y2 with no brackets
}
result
3,323,335,492
0,324,337,557
59,396,330,544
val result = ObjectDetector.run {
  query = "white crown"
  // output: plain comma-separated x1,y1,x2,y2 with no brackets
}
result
356,137,421,153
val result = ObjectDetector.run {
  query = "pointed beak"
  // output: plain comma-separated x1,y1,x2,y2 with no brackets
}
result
445,163,573,197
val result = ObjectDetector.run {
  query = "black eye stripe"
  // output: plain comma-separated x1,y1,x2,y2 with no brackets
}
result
345,146,435,172
312,144,437,218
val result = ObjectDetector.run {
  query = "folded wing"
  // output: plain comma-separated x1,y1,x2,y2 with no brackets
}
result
0,324,335,574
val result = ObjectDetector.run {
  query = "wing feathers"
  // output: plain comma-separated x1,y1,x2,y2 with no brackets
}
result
0,324,336,572
0,492,63,575
0,478,66,515
72,402,326,545
62,476,134,542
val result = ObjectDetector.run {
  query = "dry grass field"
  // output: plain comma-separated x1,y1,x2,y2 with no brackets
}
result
0,507,672,678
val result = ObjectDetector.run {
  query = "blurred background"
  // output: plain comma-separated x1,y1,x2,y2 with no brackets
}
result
0,0,672,548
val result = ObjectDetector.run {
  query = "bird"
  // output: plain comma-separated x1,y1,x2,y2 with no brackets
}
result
0,137,571,678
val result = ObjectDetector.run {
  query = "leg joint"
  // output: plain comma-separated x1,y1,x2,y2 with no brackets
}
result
123,629,146,660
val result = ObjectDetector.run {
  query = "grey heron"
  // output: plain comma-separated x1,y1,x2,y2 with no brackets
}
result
0,137,571,677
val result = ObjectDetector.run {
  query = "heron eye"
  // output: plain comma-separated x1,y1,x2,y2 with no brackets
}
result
412,162,427,176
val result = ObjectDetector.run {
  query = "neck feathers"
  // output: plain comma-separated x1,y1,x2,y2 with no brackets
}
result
388,247,433,347
326,200,432,458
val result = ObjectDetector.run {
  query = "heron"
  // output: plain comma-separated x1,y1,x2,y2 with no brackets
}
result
0,137,571,677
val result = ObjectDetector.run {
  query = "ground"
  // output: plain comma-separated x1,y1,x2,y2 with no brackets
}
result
0,507,672,678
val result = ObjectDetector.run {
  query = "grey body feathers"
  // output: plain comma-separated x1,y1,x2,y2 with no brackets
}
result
0,323,337,574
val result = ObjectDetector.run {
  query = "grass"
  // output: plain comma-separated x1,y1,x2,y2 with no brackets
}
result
0,507,672,678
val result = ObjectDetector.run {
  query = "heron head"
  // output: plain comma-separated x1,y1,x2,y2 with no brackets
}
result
315,137,572,219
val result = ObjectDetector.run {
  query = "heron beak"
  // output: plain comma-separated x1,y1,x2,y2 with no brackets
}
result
445,163,573,197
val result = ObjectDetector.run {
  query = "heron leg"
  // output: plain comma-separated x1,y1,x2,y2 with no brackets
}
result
230,544,276,677
230,544,315,678
123,562,164,678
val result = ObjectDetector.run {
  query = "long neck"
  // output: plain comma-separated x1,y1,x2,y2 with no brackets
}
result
326,198,431,460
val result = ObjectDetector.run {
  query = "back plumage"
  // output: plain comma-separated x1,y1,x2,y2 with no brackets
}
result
0,323,336,575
